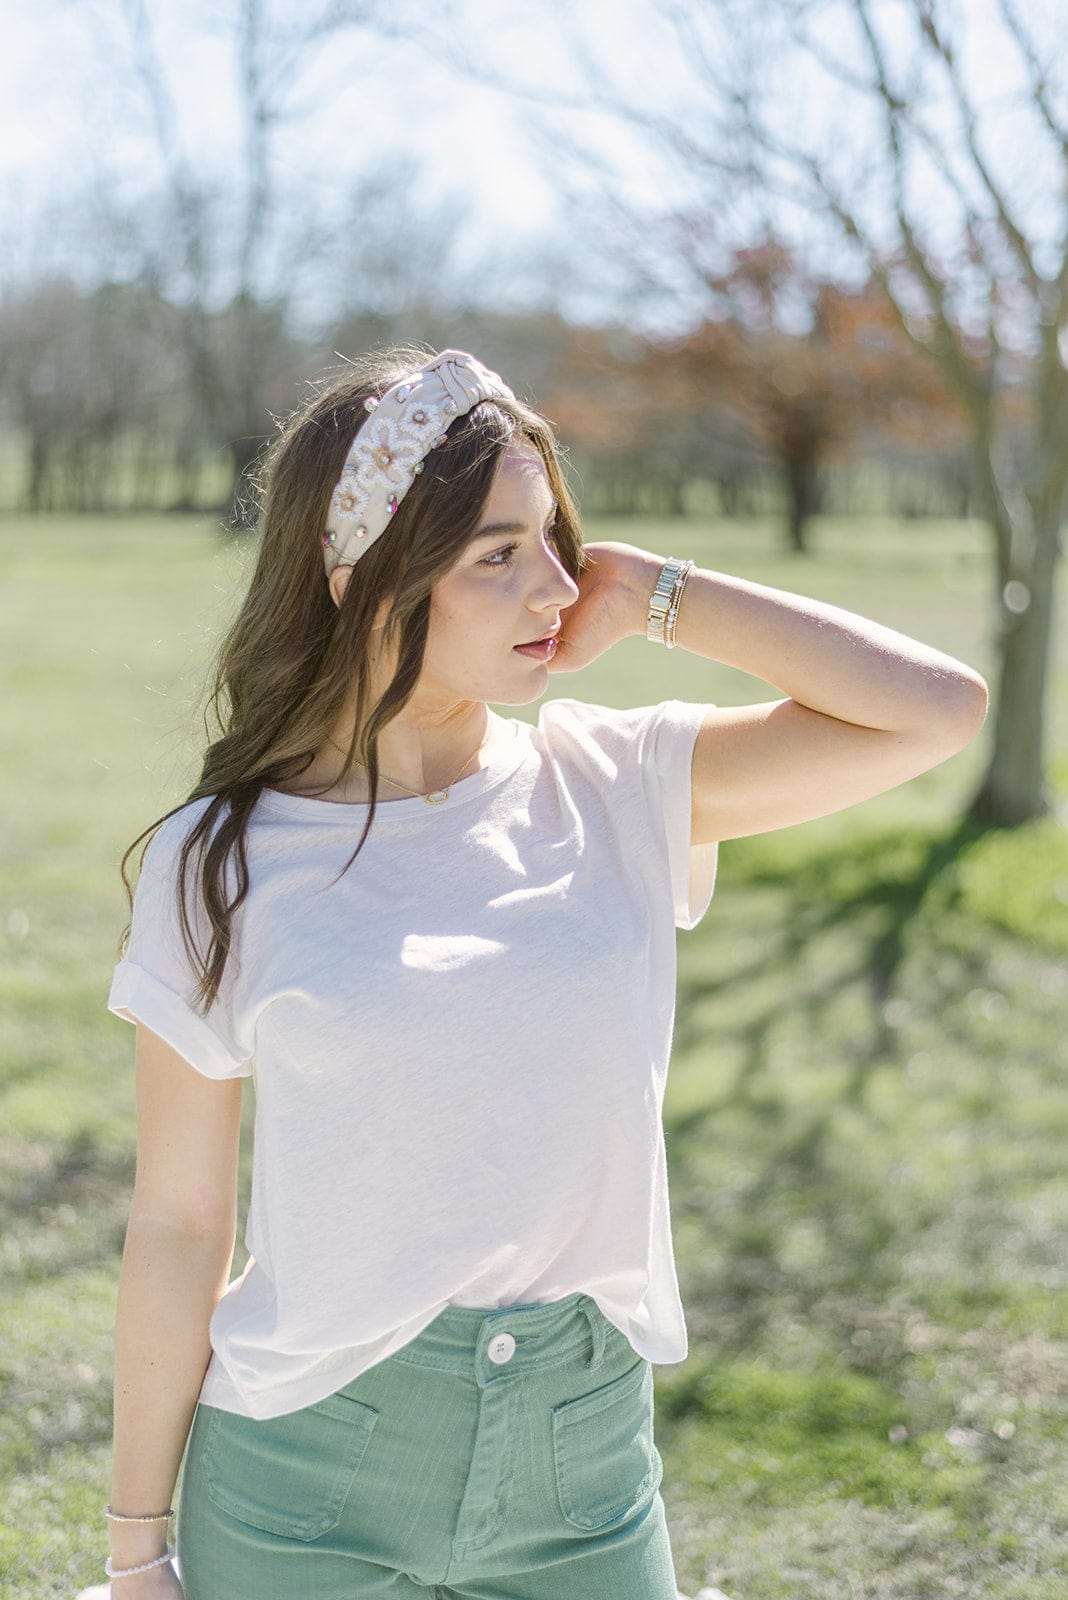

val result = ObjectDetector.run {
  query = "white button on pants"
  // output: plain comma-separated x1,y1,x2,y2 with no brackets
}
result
487,1331,516,1365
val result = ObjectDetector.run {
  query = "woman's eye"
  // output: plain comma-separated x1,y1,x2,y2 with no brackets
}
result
480,544,518,568
479,524,559,569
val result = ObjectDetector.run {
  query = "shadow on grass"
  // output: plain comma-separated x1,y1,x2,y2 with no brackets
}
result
0,1128,133,1286
666,813,1017,1349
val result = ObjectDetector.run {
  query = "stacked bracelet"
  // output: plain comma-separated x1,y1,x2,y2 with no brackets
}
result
104,1545,175,1579
646,557,694,648
105,1504,174,1523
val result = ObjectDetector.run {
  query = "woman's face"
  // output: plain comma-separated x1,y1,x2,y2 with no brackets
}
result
416,441,581,709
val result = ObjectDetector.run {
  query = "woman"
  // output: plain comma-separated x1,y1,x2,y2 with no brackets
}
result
104,345,988,1598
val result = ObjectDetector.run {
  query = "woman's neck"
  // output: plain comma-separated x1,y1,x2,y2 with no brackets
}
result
280,701,507,803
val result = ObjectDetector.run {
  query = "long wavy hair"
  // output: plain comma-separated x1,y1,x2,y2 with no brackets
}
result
120,343,586,1011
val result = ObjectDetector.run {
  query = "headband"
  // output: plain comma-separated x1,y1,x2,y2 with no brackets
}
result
321,347,517,575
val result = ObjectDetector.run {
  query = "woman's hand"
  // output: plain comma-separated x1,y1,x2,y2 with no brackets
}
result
549,541,661,674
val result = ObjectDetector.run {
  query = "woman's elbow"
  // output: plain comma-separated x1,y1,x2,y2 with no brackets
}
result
922,665,989,751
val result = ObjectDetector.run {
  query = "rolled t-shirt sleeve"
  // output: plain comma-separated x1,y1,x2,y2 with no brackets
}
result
645,699,719,929
108,805,253,1080
538,697,719,932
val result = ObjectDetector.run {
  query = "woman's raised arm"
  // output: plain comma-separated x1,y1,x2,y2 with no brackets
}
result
552,541,989,844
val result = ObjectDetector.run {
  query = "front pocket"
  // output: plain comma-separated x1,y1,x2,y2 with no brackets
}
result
552,1357,662,1532
201,1392,379,1540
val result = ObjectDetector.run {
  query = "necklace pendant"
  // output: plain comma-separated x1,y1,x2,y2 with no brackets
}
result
425,788,449,805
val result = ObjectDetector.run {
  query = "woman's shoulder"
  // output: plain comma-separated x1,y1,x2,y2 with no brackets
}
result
139,793,227,878
534,695,711,783
536,695,671,745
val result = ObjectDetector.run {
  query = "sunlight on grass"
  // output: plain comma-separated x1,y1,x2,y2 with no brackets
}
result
1,510,1065,1599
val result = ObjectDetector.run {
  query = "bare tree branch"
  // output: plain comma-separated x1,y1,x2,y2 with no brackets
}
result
850,1,985,399
909,0,1040,294
993,0,1068,154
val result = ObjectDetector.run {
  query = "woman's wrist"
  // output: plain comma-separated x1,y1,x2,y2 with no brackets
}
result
108,1508,174,1566
109,1525,172,1566
606,545,672,638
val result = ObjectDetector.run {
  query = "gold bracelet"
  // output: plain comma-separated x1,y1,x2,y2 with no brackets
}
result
646,557,684,644
104,1503,174,1523
646,557,694,647
665,559,694,648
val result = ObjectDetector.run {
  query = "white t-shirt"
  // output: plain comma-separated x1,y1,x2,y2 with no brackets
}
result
108,697,718,1419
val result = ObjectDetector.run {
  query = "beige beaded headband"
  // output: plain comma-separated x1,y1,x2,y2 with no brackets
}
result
321,347,517,575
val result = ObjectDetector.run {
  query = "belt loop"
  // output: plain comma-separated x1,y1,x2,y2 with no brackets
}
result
583,1299,607,1370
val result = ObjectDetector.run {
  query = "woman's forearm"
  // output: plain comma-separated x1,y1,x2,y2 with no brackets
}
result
109,1212,235,1569
621,552,988,733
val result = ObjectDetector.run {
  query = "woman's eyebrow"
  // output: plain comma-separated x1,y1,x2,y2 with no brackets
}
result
473,499,559,540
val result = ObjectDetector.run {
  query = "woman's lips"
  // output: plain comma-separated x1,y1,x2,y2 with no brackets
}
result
513,637,558,661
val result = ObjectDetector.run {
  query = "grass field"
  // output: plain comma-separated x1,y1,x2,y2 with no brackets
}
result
1,510,1066,1599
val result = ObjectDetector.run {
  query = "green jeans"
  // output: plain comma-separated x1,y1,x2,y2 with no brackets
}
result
176,1292,678,1599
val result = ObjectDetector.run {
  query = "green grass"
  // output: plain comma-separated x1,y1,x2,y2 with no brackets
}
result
1,510,1065,1598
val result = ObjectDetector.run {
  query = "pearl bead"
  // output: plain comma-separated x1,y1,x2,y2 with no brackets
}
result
387,495,398,514
322,531,335,547
364,396,380,412
395,384,412,402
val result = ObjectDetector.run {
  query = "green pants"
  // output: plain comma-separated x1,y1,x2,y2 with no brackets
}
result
176,1291,679,1599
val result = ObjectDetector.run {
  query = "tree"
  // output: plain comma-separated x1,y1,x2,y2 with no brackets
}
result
743,0,1067,826
102,0,458,518
438,0,1064,826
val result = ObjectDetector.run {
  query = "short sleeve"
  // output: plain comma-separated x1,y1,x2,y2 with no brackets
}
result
645,699,719,930
537,696,719,931
108,804,254,1080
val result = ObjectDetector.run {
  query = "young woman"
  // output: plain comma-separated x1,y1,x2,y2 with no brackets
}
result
104,345,988,1599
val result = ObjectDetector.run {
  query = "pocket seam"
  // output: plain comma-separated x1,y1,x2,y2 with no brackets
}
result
201,1396,379,1541
551,1360,660,1532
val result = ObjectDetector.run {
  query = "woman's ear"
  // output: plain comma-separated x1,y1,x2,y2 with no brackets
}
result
328,565,391,635
328,565,352,609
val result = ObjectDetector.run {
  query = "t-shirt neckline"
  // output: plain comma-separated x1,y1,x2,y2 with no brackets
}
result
258,714,531,826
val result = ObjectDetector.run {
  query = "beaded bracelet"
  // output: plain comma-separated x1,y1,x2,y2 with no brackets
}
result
664,563,692,648
104,1545,174,1579
105,1504,174,1523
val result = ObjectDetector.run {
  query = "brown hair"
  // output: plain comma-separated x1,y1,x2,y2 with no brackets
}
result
120,343,586,1010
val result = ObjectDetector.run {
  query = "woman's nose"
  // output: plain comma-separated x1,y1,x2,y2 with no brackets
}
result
534,547,580,609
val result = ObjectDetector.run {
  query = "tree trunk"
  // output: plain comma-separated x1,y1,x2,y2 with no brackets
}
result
26,429,48,512
969,507,1061,826
782,449,819,553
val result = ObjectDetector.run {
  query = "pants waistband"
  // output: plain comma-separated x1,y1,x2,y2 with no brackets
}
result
381,1291,612,1385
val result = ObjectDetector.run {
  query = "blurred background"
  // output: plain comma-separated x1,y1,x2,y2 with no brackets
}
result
1,2,1066,1597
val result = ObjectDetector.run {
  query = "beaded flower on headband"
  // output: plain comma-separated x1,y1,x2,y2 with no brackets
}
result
321,348,517,575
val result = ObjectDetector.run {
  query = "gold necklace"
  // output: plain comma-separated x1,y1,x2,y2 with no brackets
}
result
325,727,490,805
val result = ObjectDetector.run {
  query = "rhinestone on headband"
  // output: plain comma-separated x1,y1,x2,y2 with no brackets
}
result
321,349,517,576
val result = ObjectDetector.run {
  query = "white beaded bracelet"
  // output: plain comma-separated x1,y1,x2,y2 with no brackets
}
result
104,1545,174,1579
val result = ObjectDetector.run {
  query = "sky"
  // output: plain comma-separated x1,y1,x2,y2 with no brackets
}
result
1,0,1061,339
0,0,699,316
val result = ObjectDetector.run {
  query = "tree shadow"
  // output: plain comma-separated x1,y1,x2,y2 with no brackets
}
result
666,812,1006,1354
0,1127,133,1285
